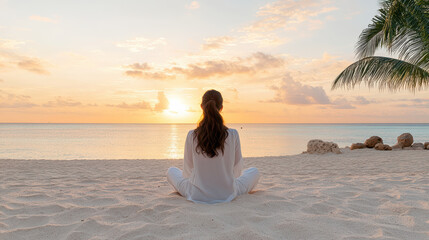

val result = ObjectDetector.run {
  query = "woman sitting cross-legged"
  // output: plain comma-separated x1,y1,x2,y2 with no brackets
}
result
166,89,260,204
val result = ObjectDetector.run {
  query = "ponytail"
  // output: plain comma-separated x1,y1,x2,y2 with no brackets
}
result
194,90,228,158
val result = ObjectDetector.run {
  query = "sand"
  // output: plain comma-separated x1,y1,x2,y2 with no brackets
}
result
0,148,428,240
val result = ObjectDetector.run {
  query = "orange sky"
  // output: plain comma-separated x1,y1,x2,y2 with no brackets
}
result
1,0,428,123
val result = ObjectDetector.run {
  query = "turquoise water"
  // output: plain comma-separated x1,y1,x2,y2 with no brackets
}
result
0,123,428,160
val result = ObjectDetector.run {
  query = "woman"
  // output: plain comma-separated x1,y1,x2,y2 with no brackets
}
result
166,89,260,204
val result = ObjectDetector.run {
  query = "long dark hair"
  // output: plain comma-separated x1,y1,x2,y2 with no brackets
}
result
194,89,228,158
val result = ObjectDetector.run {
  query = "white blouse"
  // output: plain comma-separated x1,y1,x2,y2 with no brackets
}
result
183,128,243,204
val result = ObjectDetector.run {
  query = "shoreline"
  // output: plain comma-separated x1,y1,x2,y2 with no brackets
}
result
1,147,427,161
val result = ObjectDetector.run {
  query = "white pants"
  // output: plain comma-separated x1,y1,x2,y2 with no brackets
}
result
166,167,260,198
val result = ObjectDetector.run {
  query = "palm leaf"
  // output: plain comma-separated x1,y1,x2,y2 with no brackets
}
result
356,10,387,59
332,56,429,91
334,0,429,92
391,28,429,67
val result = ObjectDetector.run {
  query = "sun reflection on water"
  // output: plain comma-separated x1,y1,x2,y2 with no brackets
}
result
166,124,181,159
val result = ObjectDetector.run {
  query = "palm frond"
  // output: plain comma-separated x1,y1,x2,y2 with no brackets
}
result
382,0,429,46
358,0,429,61
356,11,387,59
391,28,429,67
332,56,429,91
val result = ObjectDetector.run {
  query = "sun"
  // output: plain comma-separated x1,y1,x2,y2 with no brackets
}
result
167,98,188,114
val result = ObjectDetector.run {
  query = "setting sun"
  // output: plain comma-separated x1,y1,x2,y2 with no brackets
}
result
167,98,188,114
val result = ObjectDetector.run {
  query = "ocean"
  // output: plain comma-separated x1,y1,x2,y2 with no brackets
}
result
0,123,428,160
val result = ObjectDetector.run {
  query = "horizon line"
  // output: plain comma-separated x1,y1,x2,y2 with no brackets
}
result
1,122,429,124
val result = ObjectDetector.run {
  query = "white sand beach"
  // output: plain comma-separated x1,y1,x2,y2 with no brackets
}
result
0,149,428,240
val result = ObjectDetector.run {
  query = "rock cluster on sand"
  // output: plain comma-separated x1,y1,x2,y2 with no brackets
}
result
306,139,341,154
351,136,392,151
350,133,427,151
364,136,383,148
306,133,427,154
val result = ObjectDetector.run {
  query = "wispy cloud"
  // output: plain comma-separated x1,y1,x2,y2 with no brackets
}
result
354,96,372,105
107,91,170,112
395,98,429,108
29,15,57,23
124,52,285,80
126,63,152,71
17,59,49,75
0,38,25,49
124,63,174,80
0,43,50,75
106,101,152,110
186,1,200,10
331,97,355,109
244,0,337,32
202,36,235,51
0,90,37,108
116,37,166,52
43,97,82,107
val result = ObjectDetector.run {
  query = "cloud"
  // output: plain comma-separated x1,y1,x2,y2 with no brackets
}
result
126,63,152,71
43,97,82,107
354,96,372,105
125,52,285,81
154,91,169,112
116,37,166,52
202,36,235,51
106,101,151,110
187,1,200,10
175,52,285,79
0,90,37,108
269,74,331,105
106,91,169,112
0,38,25,49
395,98,429,108
125,70,174,81
244,0,337,32
17,59,49,75
0,41,49,74
29,15,57,23
269,74,375,109
331,98,355,109
123,62,173,80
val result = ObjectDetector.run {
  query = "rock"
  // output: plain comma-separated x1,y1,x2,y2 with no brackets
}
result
397,133,413,148
425,142,429,149
392,144,401,150
412,143,425,150
307,139,341,154
350,143,366,150
374,143,392,151
364,136,383,148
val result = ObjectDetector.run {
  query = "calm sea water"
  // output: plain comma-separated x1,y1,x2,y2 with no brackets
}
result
0,123,428,160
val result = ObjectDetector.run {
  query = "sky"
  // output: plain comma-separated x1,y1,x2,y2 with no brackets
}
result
1,0,428,123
